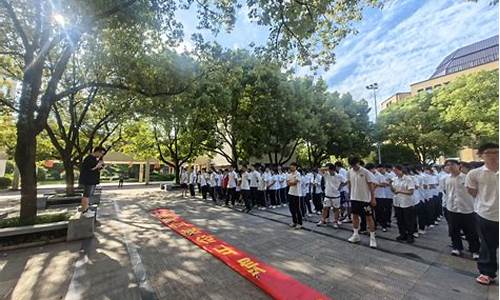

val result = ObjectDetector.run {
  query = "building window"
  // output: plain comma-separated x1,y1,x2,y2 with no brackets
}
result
434,84,441,89
417,89,424,93
425,87,432,93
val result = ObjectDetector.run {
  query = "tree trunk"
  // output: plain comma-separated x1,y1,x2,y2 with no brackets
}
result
11,166,20,190
63,159,75,195
15,126,37,223
174,163,180,184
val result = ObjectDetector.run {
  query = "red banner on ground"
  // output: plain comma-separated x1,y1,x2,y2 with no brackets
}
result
152,208,331,300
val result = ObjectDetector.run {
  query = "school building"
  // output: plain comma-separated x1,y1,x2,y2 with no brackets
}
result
380,35,499,161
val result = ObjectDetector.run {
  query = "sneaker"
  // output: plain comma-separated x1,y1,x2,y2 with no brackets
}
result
413,233,419,238
316,221,326,227
369,236,377,248
359,230,367,235
289,223,297,228
283,204,287,207
429,225,435,228
407,237,415,244
418,230,426,235
473,253,480,260
262,207,267,210
451,249,461,256
342,219,352,224
332,223,339,229
348,234,361,243
382,227,387,232
476,274,493,285
295,225,302,230
434,221,439,225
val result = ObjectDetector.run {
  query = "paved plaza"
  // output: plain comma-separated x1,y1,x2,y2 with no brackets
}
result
0,188,497,300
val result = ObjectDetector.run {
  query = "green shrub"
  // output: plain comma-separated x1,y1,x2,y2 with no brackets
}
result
48,169,61,180
36,167,47,181
5,160,15,174
0,213,70,228
150,173,175,181
0,177,12,189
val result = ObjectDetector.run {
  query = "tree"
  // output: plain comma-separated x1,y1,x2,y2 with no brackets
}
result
378,93,461,163
151,95,214,184
433,70,499,146
0,0,383,222
365,143,418,165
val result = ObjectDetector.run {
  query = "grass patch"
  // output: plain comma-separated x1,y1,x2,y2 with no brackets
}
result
0,213,70,229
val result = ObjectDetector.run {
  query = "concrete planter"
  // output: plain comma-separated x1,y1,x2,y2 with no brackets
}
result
46,194,83,208
36,196,48,209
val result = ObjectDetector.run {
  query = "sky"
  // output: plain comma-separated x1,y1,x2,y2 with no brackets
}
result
176,0,499,119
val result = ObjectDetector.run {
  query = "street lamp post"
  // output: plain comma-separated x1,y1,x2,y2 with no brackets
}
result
366,83,381,164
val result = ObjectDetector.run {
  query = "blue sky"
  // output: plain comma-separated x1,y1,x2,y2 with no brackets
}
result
177,0,499,118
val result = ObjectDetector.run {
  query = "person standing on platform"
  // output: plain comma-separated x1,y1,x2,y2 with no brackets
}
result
465,143,499,285
199,168,208,200
346,157,378,248
180,168,189,197
444,159,480,259
79,146,106,216
287,162,302,229
278,166,288,207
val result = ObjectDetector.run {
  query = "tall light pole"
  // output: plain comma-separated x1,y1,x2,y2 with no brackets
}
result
366,83,381,164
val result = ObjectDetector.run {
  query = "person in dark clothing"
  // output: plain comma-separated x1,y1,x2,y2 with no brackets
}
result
79,147,106,215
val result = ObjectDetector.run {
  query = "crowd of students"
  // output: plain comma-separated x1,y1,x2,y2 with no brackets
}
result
179,143,498,286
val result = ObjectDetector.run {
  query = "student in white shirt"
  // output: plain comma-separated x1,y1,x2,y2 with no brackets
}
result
317,164,346,228
412,166,428,235
180,167,189,197
287,162,302,229
264,167,276,208
311,168,324,214
240,165,252,212
335,161,351,222
188,167,197,197
215,169,223,201
346,157,378,248
444,159,480,258
391,165,416,244
465,143,499,285
225,166,238,206
199,169,208,200
371,164,391,232
249,164,261,207
207,168,216,202
277,166,288,207
257,167,267,209
304,170,313,215
270,168,281,208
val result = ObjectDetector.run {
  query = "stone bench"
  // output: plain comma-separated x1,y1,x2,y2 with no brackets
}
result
67,205,97,241
0,221,68,238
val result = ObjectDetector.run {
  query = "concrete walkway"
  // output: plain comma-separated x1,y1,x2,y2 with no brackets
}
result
0,188,497,300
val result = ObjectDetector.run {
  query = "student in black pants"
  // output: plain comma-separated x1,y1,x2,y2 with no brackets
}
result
287,162,302,229
464,143,499,286
391,165,416,244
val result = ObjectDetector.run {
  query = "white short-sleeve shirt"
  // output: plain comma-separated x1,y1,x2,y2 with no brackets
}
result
465,166,499,222
349,167,377,203
323,172,345,198
227,171,238,188
446,173,474,214
240,171,251,190
287,171,302,196
392,175,415,208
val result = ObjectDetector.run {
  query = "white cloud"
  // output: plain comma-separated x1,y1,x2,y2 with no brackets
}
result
324,0,499,120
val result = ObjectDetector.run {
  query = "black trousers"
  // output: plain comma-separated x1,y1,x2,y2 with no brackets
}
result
375,198,392,228
189,184,196,196
258,190,266,207
312,193,323,212
424,200,435,225
476,215,499,277
267,190,277,206
299,196,307,217
360,207,367,231
215,186,222,201
280,188,288,204
242,189,252,210
250,187,258,206
304,193,313,214
209,186,216,202
226,188,236,205
395,206,416,238
288,195,302,225
201,185,208,200
448,211,480,252
415,201,427,231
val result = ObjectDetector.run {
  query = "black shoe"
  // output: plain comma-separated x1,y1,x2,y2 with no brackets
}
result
407,238,415,244
396,235,407,242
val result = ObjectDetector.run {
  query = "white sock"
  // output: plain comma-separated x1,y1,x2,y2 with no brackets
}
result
370,232,376,239
353,228,359,235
